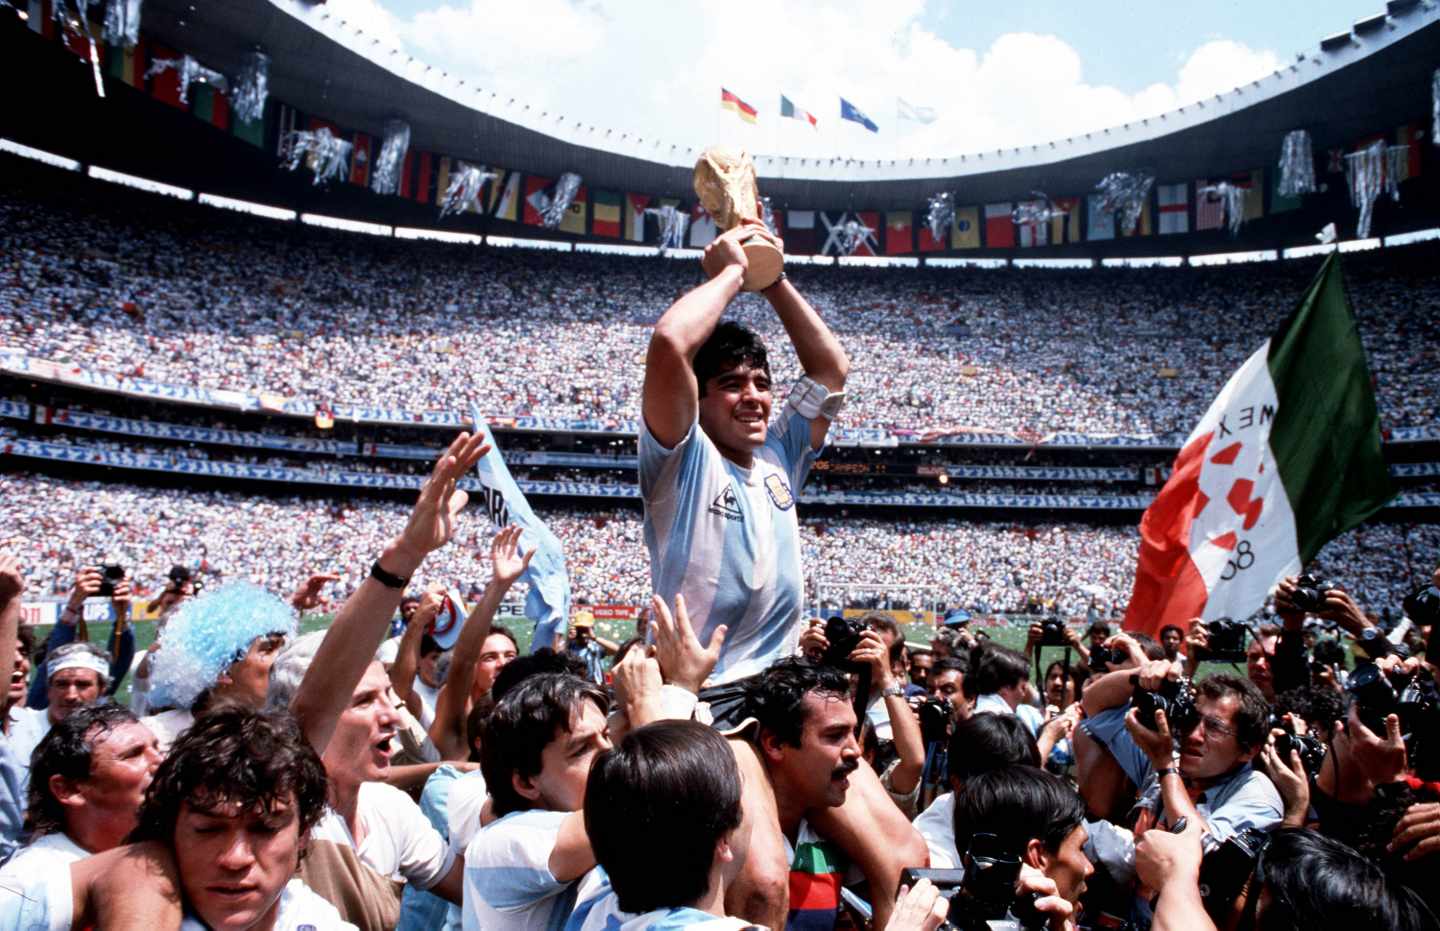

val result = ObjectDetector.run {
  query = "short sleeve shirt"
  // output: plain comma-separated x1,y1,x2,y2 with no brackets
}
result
639,412,817,684
464,809,602,931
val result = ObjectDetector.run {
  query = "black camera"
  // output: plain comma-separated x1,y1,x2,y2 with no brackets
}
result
1193,618,1249,664
1290,572,1337,614
1268,714,1326,778
1090,645,1130,673
1404,584,1440,628
1346,663,1440,781
916,697,953,745
97,563,125,597
1197,827,1271,922
822,615,867,671
901,834,1046,930
1039,617,1069,647
1131,675,1199,735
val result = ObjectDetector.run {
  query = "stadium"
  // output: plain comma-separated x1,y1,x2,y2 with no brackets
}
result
9,2,1440,930
2,1,1439,643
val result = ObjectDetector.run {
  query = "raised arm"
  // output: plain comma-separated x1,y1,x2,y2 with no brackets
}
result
291,432,489,756
0,555,23,704
428,525,531,761
641,227,750,448
390,589,443,719
758,239,849,450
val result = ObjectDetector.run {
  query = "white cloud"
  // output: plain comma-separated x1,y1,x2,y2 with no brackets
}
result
322,0,1284,160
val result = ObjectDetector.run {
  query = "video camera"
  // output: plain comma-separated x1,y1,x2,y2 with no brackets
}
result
901,833,1045,931
1346,662,1440,781
1130,674,1199,735
1192,617,1249,664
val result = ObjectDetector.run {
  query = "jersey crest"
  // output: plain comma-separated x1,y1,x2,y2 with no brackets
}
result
764,473,795,510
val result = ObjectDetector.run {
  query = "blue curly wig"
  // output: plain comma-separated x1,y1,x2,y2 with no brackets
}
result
149,581,298,710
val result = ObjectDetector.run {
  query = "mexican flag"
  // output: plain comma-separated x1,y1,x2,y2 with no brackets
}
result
1124,254,1393,636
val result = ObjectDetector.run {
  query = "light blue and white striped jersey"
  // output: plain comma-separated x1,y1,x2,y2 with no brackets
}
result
567,877,765,931
640,413,817,684
464,809,603,931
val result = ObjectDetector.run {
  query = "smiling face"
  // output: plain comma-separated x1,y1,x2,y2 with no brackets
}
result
698,363,773,465
174,796,301,931
473,632,518,697
322,662,400,787
7,645,29,709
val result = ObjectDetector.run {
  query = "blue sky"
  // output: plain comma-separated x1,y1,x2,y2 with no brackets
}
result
327,0,1385,158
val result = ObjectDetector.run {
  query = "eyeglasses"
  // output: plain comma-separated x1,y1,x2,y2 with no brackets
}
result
1194,713,1238,742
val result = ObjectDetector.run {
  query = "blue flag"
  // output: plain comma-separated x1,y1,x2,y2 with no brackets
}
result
840,97,878,133
469,414,571,653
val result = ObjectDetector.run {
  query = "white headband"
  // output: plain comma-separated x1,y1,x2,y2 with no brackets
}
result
48,652,110,681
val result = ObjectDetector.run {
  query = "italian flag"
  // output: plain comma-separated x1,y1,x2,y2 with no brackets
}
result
1124,254,1393,636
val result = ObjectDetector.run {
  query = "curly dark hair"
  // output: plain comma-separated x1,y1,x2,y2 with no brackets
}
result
747,657,852,747
26,703,141,838
127,705,328,848
693,321,770,397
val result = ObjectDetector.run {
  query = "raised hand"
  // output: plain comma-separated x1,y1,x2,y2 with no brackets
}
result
0,554,24,605
290,573,340,612
490,525,534,588
396,432,490,565
68,566,103,611
848,629,895,691
651,592,726,693
700,224,751,280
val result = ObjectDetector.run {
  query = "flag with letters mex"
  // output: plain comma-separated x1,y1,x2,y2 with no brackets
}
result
1124,254,1392,637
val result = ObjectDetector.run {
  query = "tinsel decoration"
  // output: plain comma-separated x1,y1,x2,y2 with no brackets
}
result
1433,69,1439,148
539,172,583,229
232,50,270,125
281,126,352,186
759,196,779,236
838,218,874,256
1342,141,1409,238
438,162,496,217
144,55,228,106
646,205,689,253
1197,182,1246,237
53,0,104,98
101,0,141,47
1277,130,1316,198
371,119,411,196
1094,171,1155,235
925,192,955,244
1010,192,1068,227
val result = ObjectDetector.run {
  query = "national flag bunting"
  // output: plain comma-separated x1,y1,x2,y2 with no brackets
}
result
624,193,651,242
1086,194,1115,241
592,190,622,238
1123,255,1393,638
1050,198,1081,244
780,95,817,127
951,207,980,250
896,98,937,124
721,88,758,124
688,205,718,248
490,171,520,221
840,98,878,133
349,132,372,187
1158,183,1189,234
983,203,1014,248
884,211,913,255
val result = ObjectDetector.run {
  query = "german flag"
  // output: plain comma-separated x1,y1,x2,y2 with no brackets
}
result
721,88,758,124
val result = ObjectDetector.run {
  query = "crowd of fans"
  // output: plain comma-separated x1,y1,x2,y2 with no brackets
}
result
3,174,1439,438
3,474,1437,620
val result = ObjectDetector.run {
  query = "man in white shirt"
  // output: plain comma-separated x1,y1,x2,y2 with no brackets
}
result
1,703,160,877
7,642,112,773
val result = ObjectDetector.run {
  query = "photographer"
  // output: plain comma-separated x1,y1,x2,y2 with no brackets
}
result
27,565,135,709
851,629,926,816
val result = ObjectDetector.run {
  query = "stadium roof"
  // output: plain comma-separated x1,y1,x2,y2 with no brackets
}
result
138,0,1440,210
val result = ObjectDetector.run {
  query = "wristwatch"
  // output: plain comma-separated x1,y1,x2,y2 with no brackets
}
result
880,682,906,699
1157,766,1181,779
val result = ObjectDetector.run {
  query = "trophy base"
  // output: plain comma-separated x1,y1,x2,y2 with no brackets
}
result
740,237,784,292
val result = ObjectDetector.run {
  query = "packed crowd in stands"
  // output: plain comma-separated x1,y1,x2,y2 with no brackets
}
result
2,176,1439,438
3,474,1436,618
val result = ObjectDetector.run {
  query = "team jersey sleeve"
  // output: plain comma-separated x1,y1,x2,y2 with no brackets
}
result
465,810,571,911
766,408,820,490
638,418,708,503
376,783,457,890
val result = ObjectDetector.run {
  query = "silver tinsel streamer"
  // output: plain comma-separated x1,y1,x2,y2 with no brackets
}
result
53,0,104,97
439,162,496,217
759,196,779,236
925,192,955,244
144,55,228,105
1343,141,1409,239
1433,69,1439,148
1277,130,1316,198
539,172,583,229
281,127,352,186
371,120,411,196
102,0,141,47
1094,171,1154,235
232,50,270,125
838,218,874,256
645,205,689,253
1010,191,1068,227
1197,182,1246,237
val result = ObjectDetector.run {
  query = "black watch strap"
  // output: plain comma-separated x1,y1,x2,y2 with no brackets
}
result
369,560,411,590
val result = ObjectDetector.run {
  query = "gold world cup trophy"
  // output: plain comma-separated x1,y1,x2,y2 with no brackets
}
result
692,146,784,292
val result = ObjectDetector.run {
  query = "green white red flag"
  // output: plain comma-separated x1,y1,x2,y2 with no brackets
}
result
1124,254,1393,637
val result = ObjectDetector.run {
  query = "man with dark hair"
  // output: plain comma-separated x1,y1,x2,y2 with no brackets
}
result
913,713,1042,869
969,644,1044,738
928,657,971,723
568,720,748,931
1159,624,1185,663
465,672,613,931
952,766,1093,908
909,649,934,690
7,641,112,772
641,223,848,684
1,704,160,874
